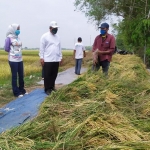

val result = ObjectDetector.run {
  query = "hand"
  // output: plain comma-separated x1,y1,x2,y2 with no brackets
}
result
92,52,98,65
95,49,103,55
93,59,98,65
98,50,103,54
95,49,99,54
59,59,63,66
15,42,19,46
40,59,44,66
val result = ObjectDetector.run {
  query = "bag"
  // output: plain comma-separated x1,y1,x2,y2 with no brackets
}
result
4,37,11,52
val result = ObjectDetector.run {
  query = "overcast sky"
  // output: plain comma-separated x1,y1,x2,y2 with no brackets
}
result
0,0,118,49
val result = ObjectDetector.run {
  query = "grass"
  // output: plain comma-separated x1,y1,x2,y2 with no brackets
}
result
0,53,150,149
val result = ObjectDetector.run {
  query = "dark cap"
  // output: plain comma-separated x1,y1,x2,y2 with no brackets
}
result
99,23,109,29
78,37,82,41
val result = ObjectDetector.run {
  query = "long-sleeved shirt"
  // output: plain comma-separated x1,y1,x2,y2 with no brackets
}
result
92,33,115,62
8,37,22,62
39,32,62,62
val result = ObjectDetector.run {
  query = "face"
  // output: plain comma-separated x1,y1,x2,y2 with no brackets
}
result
100,27,108,35
50,27,58,34
14,26,21,36
101,27,108,32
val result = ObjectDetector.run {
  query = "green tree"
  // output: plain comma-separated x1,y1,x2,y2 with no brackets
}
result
74,0,150,64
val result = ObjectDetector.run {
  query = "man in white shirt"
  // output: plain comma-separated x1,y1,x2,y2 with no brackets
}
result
74,37,86,75
39,21,62,95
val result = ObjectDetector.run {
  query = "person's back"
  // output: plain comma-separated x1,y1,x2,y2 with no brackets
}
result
74,37,86,75
74,42,85,59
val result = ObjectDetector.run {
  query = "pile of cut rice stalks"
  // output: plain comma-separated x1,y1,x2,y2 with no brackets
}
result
0,54,150,150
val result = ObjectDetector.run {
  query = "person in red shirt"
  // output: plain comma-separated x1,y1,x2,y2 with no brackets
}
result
92,23,115,75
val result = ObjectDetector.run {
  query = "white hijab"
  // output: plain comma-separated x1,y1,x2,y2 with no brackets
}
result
6,23,19,38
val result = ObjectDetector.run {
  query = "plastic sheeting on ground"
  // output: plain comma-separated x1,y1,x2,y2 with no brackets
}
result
0,89,47,133
0,67,87,133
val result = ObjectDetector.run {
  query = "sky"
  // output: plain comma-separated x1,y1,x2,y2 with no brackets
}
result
0,0,118,49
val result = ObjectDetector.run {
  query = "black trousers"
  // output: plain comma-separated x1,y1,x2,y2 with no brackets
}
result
44,62,59,92
92,59,110,76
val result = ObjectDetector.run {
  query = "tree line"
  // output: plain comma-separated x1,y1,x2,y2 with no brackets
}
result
74,0,150,66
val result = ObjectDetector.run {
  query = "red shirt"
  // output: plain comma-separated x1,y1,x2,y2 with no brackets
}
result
92,33,115,62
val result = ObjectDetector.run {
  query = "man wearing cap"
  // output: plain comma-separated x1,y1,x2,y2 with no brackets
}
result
92,23,115,75
39,21,62,95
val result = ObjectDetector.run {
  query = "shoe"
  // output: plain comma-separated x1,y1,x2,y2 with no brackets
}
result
21,92,28,95
52,88,57,92
18,94,23,98
45,89,52,95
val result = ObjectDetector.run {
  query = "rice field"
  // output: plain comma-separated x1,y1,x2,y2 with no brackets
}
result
0,50,73,85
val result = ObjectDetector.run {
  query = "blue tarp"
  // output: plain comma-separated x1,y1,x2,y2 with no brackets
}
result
0,67,87,134
0,88,47,133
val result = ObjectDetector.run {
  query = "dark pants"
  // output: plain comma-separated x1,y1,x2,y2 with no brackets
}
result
75,59,82,75
92,59,110,76
42,66,44,78
44,62,59,92
9,61,26,97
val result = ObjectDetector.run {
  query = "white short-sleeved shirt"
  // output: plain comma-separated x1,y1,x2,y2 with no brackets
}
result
74,42,85,59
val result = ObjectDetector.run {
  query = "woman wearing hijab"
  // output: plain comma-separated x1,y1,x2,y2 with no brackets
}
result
5,23,27,97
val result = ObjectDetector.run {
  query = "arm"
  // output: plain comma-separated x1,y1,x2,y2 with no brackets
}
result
92,37,99,64
108,36,116,54
74,44,77,59
92,37,97,52
83,45,86,57
98,50,111,54
11,38,22,46
59,41,63,66
59,41,62,60
83,51,86,57
4,37,11,52
39,36,45,66
73,50,76,59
